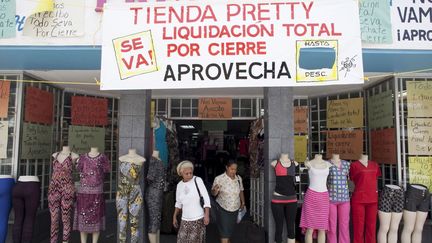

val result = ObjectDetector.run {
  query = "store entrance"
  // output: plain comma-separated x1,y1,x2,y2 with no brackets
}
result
174,119,252,207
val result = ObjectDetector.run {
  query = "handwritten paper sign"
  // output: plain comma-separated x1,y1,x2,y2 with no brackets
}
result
327,97,364,128
71,96,108,126
409,157,432,192
23,0,85,38
368,90,393,129
0,121,8,158
21,122,52,159
359,0,392,44
198,98,232,119
407,81,432,118
294,135,308,162
294,106,308,133
0,81,10,118
370,128,396,164
0,0,16,38
68,125,105,154
24,86,54,125
326,130,363,160
407,118,432,155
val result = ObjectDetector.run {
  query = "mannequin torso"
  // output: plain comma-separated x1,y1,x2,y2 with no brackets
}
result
52,146,79,163
119,149,145,165
271,153,298,168
152,150,160,160
305,154,331,169
88,147,100,157
359,154,369,167
330,154,341,168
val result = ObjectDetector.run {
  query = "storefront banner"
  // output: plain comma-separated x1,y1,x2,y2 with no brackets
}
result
22,0,85,38
21,122,53,159
294,106,308,133
0,0,16,38
363,0,432,49
68,125,105,154
24,86,54,125
368,90,394,129
408,157,432,192
198,98,232,119
326,130,363,160
0,121,8,158
71,96,108,126
407,118,432,155
359,0,393,44
407,81,432,118
0,81,10,118
100,0,364,90
294,135,308,162
370,128,396,164
327,97,364,128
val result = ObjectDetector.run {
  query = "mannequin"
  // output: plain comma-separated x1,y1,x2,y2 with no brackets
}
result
12,175,40,243
401,184,430,243
49,146,79,243
74,147,110,243
350,154,381,243
52,146,79,163
300,154,332,243
270,153,298,243
147,150,166,243
0,175,14,243
377,184,404,243
327,154,350,243
117,149,145,243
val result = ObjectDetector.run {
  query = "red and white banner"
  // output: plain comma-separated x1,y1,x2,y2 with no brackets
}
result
101,0,363,90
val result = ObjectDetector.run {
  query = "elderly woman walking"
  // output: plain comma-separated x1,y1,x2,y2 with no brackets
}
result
173,160,211,243
212,160,245,243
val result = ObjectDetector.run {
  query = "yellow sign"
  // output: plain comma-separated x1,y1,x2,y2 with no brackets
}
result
407,81,432,117
113,31,157,80
294,135,308,162
407,118,432,155
327,97,363,128
409,157,432,192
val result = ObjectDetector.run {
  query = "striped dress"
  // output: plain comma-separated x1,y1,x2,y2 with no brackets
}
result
300,165,330,232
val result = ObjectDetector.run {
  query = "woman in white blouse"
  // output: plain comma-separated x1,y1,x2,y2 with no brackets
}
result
211,160,245,243
173,161,210,243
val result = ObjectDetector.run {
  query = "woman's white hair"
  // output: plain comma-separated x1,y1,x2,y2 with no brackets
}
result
176,160,194,176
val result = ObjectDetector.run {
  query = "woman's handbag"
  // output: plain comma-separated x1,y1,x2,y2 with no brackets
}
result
194,177,205,208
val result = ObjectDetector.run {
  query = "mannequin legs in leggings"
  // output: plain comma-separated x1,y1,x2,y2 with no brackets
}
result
0,178,14,243
12,182,40,243
271,202,297,243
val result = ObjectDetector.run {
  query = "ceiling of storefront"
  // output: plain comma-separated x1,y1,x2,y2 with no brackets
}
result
25,70,392,98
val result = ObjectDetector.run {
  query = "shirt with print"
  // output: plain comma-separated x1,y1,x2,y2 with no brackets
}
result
213,173,244,212
327,160,350,203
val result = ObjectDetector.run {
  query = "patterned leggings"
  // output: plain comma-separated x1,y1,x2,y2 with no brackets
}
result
177,218,206,243
116,185,143,243
48,184,74,243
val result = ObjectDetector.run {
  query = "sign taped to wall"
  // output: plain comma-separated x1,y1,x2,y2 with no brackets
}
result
100,0,364,90
409,157,432,192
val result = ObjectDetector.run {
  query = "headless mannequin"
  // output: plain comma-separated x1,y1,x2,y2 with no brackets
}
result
271,153,299,196
80,147,101,243
304,154,331,243
378,185,403,243
359,154,368,167
401,185,428,243
148,150,160,243
52,146,79,163
51,146,78,243
271,153,298,243
119,149,145,165
330,154,341,167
